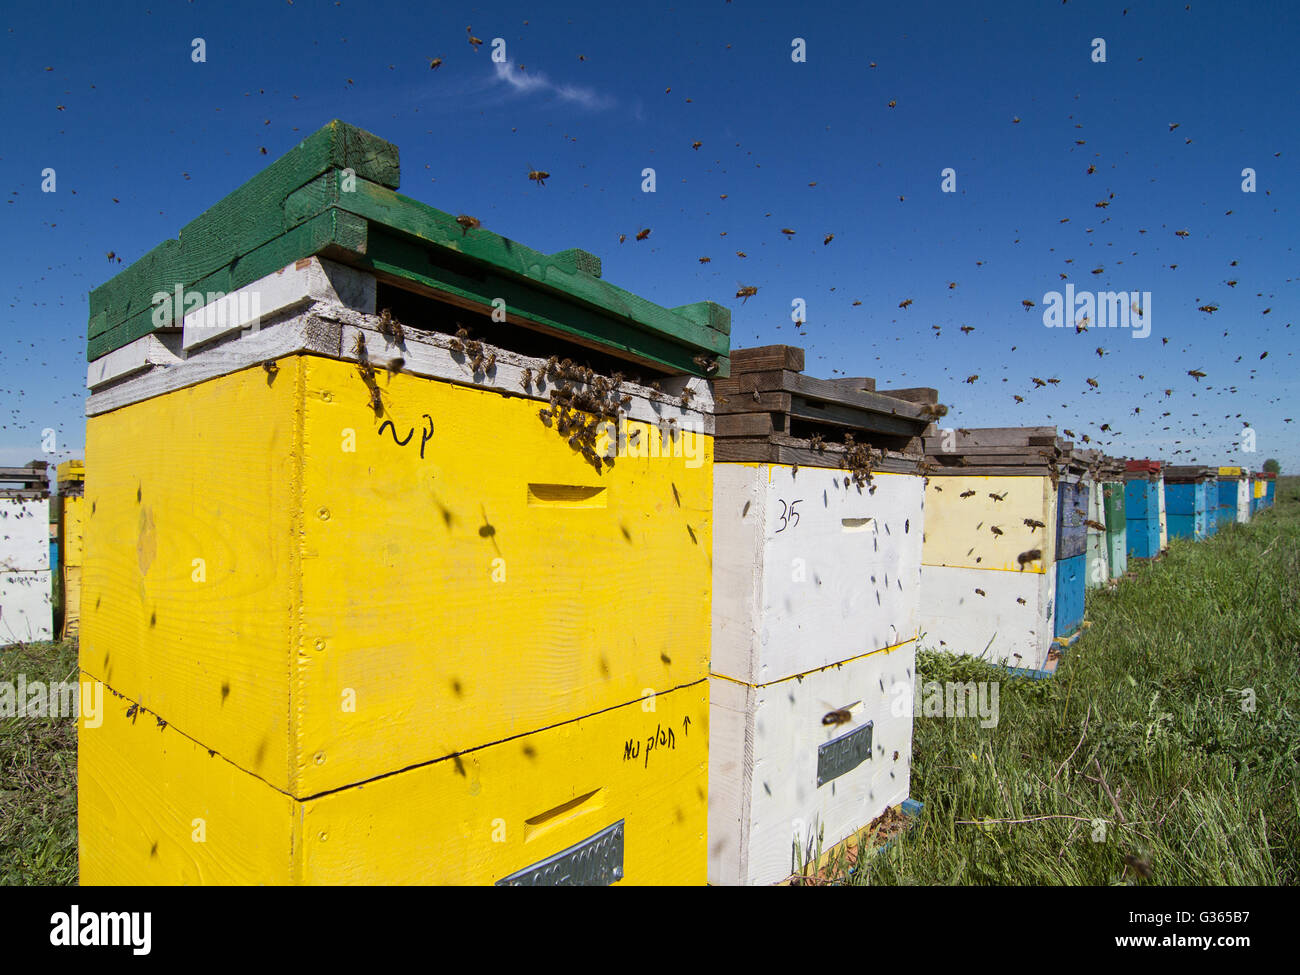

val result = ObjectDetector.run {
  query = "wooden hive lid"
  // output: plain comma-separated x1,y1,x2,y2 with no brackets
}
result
710,344,934,469
87,121,730,379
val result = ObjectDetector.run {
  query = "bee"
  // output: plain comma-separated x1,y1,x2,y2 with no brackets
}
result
467,26,482,49
429,57,442,69
378,307,405,345
1188,369,1206,380
1047,378,1060,385
974,588,986,597
691,140,702,150
960,490,976,499
1085,519,1106,531
105,250,116,262
736,285,758,302
483,350,497,373
1198,304,1218,314
1017,548,1042,567
1031,377,1047,388
456,214,480,235
989,492,1007,502
618,234,627,243
1174,229,1190,238
698,256,711,263
990,526,1003,535
1022,299,1036,309
898,299,913,309
680,387,695,407
352,332,369,360
887,99,896,108
636,228,651,241
262,358,279,375
823,234,834,245
527,168,550,187
736,250,747,258
965,374,978,384
1014,394,1024,403
961,325,974,334
780,228,796,236
692,352,719,375
386,357,405,375
1087,163,1096,174
822,701,860,727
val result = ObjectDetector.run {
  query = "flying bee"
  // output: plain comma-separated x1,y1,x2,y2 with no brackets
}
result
1016,597,1027,605
989,492,1007,501
899,299,913,309
455,214,480,235
692,352,719,374
429,57,442,69
974,588,986,596
990,526,1003,535
736,285,758,302
636,228,651,241
527,167,550,187
698,256,711,263
1017,548,1042,567
1085,519,1106,531
960,490,976,498
386,356,405,375
821,701,860,727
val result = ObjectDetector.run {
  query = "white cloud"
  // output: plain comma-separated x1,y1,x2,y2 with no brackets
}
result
491,61,613,110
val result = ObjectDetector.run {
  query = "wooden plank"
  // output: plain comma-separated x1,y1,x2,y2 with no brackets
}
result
359,229,727,378
86,333,183,391
876,387,937,404
729,345,803,372
826,377,877,393
320,174,731,346
715,413,774,438
788,395,927,437
88,122,399,337
89,209,369,361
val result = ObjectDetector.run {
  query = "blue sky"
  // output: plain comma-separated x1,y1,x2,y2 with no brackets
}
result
1,0,1296,473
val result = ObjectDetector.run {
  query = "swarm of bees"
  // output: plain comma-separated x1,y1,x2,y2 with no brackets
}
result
532,355,635,473
839,433,879,490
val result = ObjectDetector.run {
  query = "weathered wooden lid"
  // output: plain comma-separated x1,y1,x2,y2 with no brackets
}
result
0,462,49,499
922,426,1068,476
1164,464,1214,481
88,121,730,378
709,344,934,472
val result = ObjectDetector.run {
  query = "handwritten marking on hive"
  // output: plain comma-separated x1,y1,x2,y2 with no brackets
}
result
377,414,434,458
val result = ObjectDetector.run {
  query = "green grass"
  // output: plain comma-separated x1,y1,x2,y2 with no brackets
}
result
851,477,1300,885
0,637,79,886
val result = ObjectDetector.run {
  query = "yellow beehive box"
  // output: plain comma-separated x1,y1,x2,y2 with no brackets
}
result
80,255,720,883
79,679,707,885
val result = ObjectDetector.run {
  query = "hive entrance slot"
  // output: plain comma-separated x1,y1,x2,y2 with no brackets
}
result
527,484,608,508
375,282,675,385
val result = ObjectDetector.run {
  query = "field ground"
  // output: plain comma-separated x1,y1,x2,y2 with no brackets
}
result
2,479,1296,886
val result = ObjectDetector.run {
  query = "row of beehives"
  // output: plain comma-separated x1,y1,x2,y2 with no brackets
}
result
68,121,1278,888
0,460,83,645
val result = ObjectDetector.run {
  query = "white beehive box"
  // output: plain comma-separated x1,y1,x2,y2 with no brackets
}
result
707,347,931,886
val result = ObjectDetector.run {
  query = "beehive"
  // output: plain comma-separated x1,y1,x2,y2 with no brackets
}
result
1077,451,1108,589
1124,460,1163,559
1164,466,1214,541
56,460,85,638
1262,472,1276,509
79,121,730,885
1098,456,1128,578
1216,467,1249,526
706,347,931,885
1251,473,1266,516
1052,448,1090,647
919,427,1070,675
0,462,52,644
